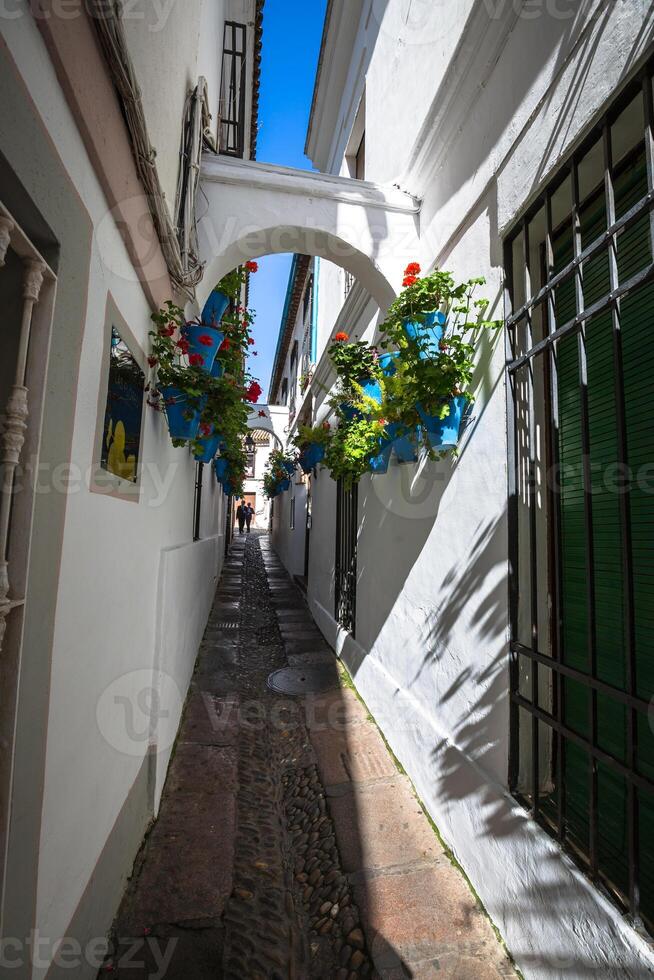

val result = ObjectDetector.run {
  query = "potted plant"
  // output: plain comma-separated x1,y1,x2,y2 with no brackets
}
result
293,422,332,473
324,415,389,487
380,264,501,454
328,332,384,421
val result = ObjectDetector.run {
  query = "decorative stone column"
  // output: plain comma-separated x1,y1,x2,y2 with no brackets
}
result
0,217,13,267
0,257,45,654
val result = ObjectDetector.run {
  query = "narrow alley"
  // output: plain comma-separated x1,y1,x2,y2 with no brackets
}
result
105,533,517,979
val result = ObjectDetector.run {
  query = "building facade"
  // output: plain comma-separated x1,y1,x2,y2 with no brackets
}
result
0,3,261,975
267,2,654,976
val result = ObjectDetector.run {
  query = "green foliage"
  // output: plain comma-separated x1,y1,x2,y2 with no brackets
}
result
293,422,333,451
324,415,386,488
327,337,379,390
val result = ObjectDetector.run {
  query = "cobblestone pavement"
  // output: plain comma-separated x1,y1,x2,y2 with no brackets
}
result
105,532,518,979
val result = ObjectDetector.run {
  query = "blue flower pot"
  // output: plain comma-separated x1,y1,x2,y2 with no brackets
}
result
194,429,224,464
282,461,296,477
201,289,230,328
387,422,418,462
378,352,399,376
403,310,446,359
161,386,202,441
214,457,229,482
211,358,225,379
368,441,392,474
183,324,224,374
339,376,382,421
278,479,291,493
299,443,325,473
418,395,467,451
223,482,235,497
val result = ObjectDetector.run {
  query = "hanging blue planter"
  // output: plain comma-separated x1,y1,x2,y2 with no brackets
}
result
161,386,202,442
298,443,326,473
339,376,382,421
403,310,446,359
418,395,467,451
183,323,224,374
368,441,392,474
278,478,291,493
211,358,225,379
387,422,418,462
214,457,229,482
282,460,296,477
223,482,235,497
378,352,399,376
201,289,230,328
194,429,224,464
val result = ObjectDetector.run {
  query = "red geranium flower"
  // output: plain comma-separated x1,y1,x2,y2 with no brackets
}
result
248,337,256,345
199,422,212,437
189,353,205,367
176,338,190,354
402,275,418,287
404,262,421,276
258,410,267,417
147,356,158,368
219,338,231,351
245,260,259,273
198,334,214,347
245,381,263,403
159,324,175,337
334,331,349,342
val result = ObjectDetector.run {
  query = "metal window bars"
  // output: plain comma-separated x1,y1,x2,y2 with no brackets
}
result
219,22,248,158
505,62,654,930
335,480,358,636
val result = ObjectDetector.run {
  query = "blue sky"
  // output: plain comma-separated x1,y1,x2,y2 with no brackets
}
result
247,0,328,399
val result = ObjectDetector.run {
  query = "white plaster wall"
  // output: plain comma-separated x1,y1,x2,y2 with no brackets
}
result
283,1,654,976
1,16,228,976
271,477,308,578
124,0,228,208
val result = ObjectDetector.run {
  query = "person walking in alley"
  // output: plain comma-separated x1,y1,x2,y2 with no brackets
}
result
245,503,255,533
236,499,247,534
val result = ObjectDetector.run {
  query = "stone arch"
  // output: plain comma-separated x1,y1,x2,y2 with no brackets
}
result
197,156,421,313
196,225,397,313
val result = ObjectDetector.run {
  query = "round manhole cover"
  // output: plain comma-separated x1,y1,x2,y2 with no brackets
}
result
267,665,339,696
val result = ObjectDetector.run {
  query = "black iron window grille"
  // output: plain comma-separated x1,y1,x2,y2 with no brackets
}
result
505,64,654,931
335,480,358,636
219,22,247,157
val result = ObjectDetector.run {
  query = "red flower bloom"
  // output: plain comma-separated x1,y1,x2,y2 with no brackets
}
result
159,324,175,337
334,331,349,342
219,338,231,351
245,381,263,403
402,275,418,287
258,410,267,417
198,334,215,347
245,260,259,273
147,356,158,368
176,338,190,354
199,422,212,437
404,262,421,276
189,353,205,367
248,337,256,345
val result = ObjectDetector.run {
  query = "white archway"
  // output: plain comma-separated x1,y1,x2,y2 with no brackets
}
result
196,155,421,311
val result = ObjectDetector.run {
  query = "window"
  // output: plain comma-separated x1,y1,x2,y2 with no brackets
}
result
290,496,296,530
280,378,288,406
101,327,144,485
303,274,314,324
335,480,358,636
193,463,203,542
219,22,247,157
289,340,299,418
505,70,654,930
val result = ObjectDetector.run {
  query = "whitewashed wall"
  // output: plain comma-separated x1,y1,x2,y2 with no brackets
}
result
1,13,231,978
278,1,654,977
